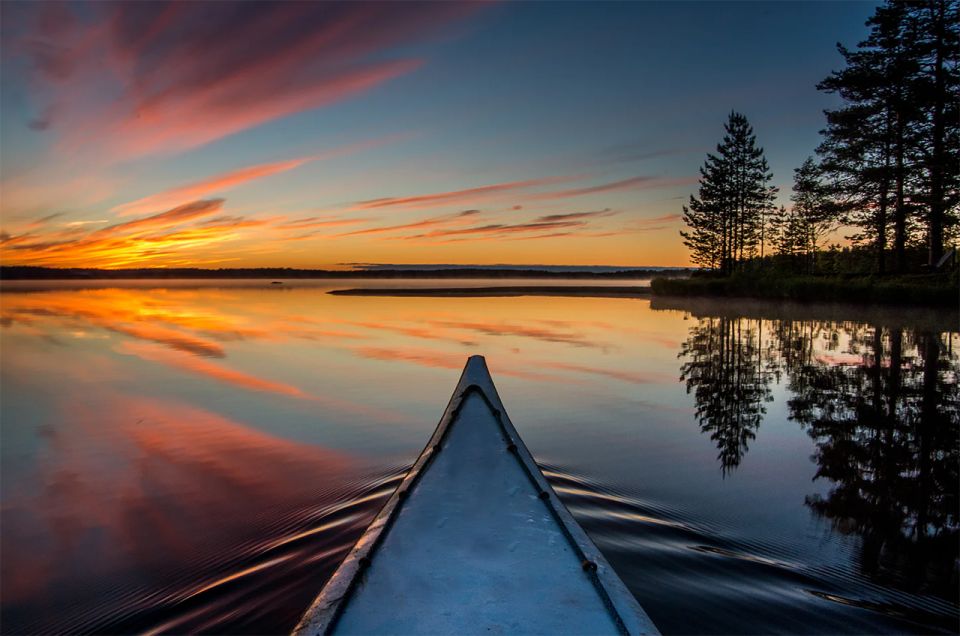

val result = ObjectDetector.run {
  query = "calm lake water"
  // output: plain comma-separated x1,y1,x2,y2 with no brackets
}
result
1,280,957,635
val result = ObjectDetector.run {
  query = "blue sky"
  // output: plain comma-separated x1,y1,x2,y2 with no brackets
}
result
0,1,876,268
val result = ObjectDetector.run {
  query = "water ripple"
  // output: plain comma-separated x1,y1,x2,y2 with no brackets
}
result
542,463,959,635
6,461,957,635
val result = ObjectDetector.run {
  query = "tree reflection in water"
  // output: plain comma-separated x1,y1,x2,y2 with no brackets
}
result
789,326,958,600
678,316,774,474
675,303,958,600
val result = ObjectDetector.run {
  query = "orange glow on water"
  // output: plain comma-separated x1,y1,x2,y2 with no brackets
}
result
0,283,698,627
3,282,957,634
1,390,353,603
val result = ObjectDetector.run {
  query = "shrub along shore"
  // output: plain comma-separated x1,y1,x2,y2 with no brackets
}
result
651,272,958,307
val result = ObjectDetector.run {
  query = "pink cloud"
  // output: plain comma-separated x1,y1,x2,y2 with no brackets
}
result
350,174,697,216
339,210,482,237
621,213,683,232
534,208,615,222
10,3,480,158
279,217,369,230
403,220,586,240
102,61,419,158
354,176,581,210
99,199,225,235
524,176,699,201
112,158,313,216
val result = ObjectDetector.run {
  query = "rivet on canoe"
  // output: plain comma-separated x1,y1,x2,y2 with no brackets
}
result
581,560,597,573
506,443,517,453
538,491,549,500
358,556,371,569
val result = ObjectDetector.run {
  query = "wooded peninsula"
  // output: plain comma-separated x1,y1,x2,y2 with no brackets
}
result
659,0,958,306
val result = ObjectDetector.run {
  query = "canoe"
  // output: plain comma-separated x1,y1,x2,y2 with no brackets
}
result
293,355,659,635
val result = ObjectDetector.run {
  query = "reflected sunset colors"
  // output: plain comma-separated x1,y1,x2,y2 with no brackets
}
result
2,283,958,634
1,282,690,633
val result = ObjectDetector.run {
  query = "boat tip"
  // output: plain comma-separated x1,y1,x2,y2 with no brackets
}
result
460,354,496,388
463,354,489,375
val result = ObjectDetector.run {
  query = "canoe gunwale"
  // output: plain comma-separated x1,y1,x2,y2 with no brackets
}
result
292,355,658,636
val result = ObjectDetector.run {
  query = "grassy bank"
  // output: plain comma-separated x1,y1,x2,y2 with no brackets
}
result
651,272,958,307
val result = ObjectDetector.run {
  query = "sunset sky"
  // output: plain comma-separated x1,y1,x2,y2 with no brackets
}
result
0,1,876,270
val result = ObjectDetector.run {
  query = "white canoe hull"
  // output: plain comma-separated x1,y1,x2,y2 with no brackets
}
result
294,355,659,635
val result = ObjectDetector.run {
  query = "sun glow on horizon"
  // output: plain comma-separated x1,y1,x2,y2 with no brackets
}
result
0,2,875,270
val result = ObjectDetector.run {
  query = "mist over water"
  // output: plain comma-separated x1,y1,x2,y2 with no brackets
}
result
1,281,957,634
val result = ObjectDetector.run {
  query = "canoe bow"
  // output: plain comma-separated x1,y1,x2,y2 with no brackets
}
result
293,355,659,635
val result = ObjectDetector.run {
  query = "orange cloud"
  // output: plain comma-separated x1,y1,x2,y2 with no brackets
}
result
112,158,313,216
354,176,581,210
112,136,405,216
0,199,279,268
100,199,225,234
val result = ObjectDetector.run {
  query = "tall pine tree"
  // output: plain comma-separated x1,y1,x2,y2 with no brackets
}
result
681,152,728,270
818,0,958,272
682,112,777,273
791,157,838,272
907,0,960,266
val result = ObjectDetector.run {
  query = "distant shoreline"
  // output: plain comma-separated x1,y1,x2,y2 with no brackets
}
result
328,286,652,298
0,266,687,281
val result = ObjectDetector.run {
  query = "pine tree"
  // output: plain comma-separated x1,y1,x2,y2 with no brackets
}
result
818,17,898,273
772,205,800,258
681,152,729,270
791,157,838,272
769,205,789,256
818,0,959,272
906,0,960,266
875,3,924,273
682,112,777,273
719,113,778,266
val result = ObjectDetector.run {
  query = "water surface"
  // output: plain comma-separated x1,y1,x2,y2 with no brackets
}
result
1,281,957,634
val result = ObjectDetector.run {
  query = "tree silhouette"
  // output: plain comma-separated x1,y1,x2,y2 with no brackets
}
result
681,112,777,274
817,0,959,273
786,324,959,600
679,316,775,474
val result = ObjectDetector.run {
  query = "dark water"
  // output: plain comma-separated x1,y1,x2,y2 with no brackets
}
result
1,282,957,634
